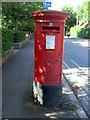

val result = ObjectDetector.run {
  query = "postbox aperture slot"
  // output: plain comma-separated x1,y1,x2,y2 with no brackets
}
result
46,35,56,50
42,26,60,30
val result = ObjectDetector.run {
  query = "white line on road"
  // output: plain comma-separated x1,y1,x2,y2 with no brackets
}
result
71,59,80,68
68,60,88,85
63,61,70,69
71,59,88,75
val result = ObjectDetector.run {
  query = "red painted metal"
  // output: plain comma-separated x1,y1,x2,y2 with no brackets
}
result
31,11,70,85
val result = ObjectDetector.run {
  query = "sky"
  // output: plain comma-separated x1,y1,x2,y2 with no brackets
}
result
47,0,86,11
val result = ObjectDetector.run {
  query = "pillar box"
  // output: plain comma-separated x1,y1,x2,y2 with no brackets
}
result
31,10,70,107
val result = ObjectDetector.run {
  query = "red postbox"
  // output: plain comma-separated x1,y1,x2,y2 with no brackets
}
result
31,10,70,107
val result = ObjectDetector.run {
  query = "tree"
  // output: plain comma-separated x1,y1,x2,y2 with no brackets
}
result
77,0,90,24
61,6,77,35
2,2,45,31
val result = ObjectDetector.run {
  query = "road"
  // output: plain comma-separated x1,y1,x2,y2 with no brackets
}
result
64,37,88,68
63,37,90,117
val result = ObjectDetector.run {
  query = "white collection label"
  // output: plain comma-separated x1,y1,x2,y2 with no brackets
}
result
46,35,56,49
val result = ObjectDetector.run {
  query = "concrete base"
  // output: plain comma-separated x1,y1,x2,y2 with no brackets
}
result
33,81,62,107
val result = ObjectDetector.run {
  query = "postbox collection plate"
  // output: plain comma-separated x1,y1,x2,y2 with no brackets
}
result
46,35,55,50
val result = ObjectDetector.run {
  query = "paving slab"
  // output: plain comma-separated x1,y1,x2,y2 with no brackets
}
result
63,62,89,118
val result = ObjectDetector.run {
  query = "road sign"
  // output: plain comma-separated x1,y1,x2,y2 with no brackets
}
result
43,2,52,7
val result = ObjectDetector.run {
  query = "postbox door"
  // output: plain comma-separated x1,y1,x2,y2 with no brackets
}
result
34,23,64,85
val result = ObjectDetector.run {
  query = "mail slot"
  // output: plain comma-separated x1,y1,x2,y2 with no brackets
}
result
31,10,70,107
42,26,60,30
41,25,60,33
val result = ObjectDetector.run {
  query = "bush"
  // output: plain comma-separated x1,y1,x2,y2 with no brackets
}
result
70,26,82,37
2,28,13,54
70,26,90,39
77,28,90,39
85,28,90,39
2,28,26,54
13,31,26,43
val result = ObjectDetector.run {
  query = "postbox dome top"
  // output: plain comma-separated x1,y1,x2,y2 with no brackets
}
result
31,10,70,22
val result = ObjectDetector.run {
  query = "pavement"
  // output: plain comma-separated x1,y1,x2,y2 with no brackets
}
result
63,37,90,118
2,36,89,119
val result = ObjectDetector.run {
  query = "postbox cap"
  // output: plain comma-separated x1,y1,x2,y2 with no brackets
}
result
31,10,70,23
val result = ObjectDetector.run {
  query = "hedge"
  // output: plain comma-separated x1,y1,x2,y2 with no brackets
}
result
70,26,90,39
13,31,26,43
77,27,90,39
70,26,81,37
2,28,13,54
2,28,26,54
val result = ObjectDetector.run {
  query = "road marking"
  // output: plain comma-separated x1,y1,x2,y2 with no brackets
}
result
63,61,70,69
71,59,88,75
64,60,88,78
71,59,80,68
64,61,88,79
64,60,88,92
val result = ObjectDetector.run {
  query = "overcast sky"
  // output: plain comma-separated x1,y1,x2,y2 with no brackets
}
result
47,0,86,11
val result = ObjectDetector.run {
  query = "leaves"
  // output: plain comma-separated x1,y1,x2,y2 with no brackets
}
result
2,28,13,53
2,2,45,31
61,6,77,35
77,1,89,24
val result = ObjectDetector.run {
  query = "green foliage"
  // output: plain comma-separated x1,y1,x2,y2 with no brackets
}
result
70,26,81,37
77,1,89,24
2,2,45,53
88,1,90,23
77,27,90,39
70,26,90,39
13,31,26,43
2,28,13,53
2,28,26,53
61,6,77,35
2,2,45,32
